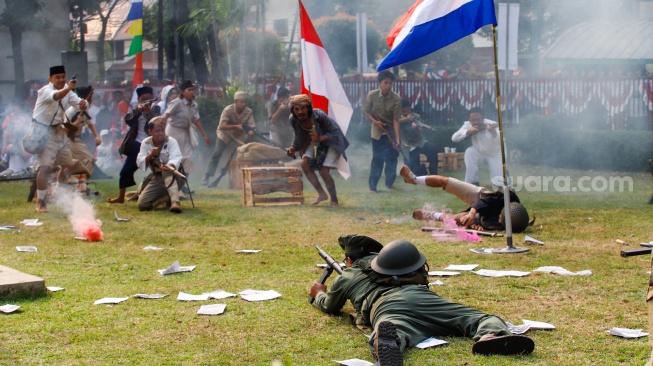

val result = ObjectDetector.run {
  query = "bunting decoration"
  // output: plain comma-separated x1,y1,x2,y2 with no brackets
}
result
125,0,143,87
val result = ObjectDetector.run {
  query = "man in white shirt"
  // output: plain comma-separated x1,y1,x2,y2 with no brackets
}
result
32,65,87,213
136,116,183,213
451,108,505,186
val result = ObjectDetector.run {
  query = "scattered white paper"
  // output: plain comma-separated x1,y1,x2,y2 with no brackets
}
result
177,292,210,301
203,290,237,300
334,359,374,366
507,319,556,334
20,219,42,226
114,210,129,222
428,280,444,286
16,246,37,252
197,304,227,315
47,286,65,292
133,293,167,299
239,289,282,302
0,304,20,313
158,260,195,275
524,235,544,245
428,271,460,277
143,246,166,251
473,269,531,277
469,248,494,254
606,327,648,338
235,249,261,253
415,337,449,349
0,226,14,231
74,237,87,241
534,266,592,276
317,263,346,269
94,297,129,305
445,264,479,271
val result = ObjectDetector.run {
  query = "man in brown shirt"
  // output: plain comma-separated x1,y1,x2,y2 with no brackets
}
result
201,91,256,186
364,70,402,192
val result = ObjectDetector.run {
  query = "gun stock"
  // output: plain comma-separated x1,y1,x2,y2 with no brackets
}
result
309,245,344,303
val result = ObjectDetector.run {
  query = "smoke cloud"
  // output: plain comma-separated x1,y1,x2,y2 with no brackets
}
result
53,185,103,242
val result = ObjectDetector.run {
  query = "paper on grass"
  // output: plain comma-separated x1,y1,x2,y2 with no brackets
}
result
203,290,237,300
158,260,195,275
428,271,460,277
0,226,14,231
428,280,444,286
94,297,129,305
469,248,494,254
317,263,346,269
0,304,20,313
606,327,648,338
445,264,479,271
47,286,65,292
16,246,37,252
524,235,545,245
235,249,261,253
197,304,227,315
177,292,210,301
134,293,167,299
473,269,530,277
144,246,167,251
20,219,42,226
414,336,448,349
334,359,374,366
114,210,129,222
534,266,591,276
507,319,556,334
239,289,282,302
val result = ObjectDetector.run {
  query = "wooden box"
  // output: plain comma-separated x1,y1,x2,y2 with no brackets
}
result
229,160,281,189
437,152,465,171
242,167,304,206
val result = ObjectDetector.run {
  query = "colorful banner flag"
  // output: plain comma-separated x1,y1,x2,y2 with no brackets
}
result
298,0,353,179
378,0,497,71
125,0,143,87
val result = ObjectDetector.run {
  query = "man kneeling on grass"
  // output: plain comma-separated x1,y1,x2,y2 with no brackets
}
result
136,117,183,213
310,235,535,366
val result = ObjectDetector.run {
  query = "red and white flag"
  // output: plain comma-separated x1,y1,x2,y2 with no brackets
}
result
299,0,353,179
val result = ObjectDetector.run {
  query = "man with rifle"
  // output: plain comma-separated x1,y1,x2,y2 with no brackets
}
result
310,235,534,366
364,70,402,192
136,117,184,213
201,91,256,187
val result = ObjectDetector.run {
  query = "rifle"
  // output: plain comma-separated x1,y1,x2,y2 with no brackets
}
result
149,158,195,208
309,245,344,304
369,112,406,160
421,226,504,237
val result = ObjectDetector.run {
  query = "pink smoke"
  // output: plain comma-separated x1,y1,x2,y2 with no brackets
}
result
431,218,482,242
53,185,104,242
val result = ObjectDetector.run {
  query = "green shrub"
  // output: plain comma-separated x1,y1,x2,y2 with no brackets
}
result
507,114,653,172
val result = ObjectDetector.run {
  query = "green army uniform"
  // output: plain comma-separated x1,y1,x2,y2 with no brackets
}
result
363,90,402,141
313,255,512,355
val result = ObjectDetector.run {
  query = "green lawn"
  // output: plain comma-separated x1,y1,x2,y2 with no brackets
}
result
1,149,652,365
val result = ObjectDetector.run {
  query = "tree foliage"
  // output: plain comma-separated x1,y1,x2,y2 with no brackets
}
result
313,13,384,75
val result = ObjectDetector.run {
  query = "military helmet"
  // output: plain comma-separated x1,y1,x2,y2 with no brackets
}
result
500,202,530,233
371,240,426,276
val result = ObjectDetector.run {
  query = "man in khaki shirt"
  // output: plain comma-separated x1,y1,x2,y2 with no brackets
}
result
364,70,402,192
201,91,255,186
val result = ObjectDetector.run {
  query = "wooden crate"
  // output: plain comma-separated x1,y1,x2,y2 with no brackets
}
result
437,152,465,171
242,167,304,206
229,160,282,189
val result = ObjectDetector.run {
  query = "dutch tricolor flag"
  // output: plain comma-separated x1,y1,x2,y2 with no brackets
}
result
378,0,497,71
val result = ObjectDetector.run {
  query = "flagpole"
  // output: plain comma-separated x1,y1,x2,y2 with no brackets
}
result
490,24,527,254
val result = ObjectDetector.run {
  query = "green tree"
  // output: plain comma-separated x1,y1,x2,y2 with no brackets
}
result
0,0,49,98
313,13,383,75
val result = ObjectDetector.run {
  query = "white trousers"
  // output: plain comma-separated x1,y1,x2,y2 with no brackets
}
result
463,146,506,186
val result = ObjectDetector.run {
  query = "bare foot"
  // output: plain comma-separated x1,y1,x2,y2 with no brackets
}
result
330,201,339,207
399,165,416,184
106,197,124,204
311,194,328,205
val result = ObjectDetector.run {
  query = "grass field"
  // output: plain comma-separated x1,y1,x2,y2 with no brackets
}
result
1,148,652,365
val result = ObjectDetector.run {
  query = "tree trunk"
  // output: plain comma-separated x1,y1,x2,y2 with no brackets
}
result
186,35,209,85
9,26,26,99
97,17,107,82
206,28,222,84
